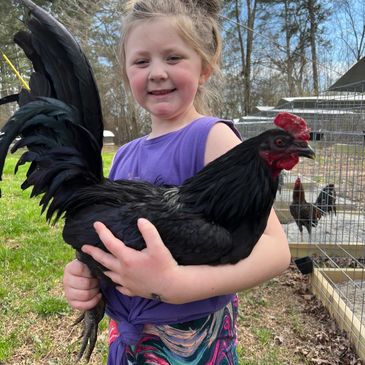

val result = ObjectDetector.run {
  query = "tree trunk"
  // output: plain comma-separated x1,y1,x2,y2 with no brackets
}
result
307,0,319,94
234,0,246,114
284,0,295,95
243,0,257,115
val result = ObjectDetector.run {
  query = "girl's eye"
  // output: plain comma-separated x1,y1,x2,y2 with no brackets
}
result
166,55,181,63
135,59,149,66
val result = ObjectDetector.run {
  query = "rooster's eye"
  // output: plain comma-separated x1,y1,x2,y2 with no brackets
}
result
275,138,285,147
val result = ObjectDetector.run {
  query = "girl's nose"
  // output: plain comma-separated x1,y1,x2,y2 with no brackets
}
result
148,61,168,81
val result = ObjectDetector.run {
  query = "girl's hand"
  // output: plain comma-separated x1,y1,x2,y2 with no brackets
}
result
63,259,102,311
81,218,181,303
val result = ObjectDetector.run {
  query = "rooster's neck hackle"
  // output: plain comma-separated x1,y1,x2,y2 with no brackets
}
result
179,140,278,230
292,179,306,204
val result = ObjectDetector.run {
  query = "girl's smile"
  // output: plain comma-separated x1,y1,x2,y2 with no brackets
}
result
148,88,177,96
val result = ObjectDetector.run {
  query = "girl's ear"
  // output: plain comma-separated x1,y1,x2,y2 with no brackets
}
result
199,65,213,85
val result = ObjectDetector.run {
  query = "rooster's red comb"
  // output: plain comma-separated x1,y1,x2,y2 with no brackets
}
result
273,112,310,141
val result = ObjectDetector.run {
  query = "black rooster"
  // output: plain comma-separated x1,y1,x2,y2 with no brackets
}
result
315,183,337,216
0,0,315,361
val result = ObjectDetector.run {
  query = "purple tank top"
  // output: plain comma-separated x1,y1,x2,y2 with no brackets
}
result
105,116,241,365
109,116,241,184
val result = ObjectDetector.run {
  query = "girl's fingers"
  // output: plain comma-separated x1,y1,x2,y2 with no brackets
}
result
81,244,120,272
67,287,101,302
137,218,175,262
63,274,99,291
92,219,167,259
92,221,131,258
137,218,163,250
70,293,102,311
75,260,94,278
103,271,123,286
66,259,94,278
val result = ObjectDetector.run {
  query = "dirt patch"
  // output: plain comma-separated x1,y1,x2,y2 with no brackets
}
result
237,264,363,364
2,264,363,365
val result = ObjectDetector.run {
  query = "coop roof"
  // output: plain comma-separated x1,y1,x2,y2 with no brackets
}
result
237,108,354,123
328,57,365,92
236,115,273,124
252,106,275,113
269,108,354,115
103,130,115,137
278,96,319,102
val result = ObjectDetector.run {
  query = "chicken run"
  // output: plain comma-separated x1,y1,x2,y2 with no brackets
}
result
235,76,365,359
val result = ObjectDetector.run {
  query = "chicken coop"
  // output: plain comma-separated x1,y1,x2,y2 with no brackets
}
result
235,58,365,360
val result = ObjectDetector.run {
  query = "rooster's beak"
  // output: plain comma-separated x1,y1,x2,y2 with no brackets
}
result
291,141,316,159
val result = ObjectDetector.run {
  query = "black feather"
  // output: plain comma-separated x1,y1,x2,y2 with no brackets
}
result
315,183,337,216
13,0,104,147
0,0,107,360
0,93,19,105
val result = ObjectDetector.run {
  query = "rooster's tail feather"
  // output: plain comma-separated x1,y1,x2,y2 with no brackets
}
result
0,98,103,221
9,0,104,147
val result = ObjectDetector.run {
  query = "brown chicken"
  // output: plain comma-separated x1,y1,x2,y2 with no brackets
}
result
289,177,323,241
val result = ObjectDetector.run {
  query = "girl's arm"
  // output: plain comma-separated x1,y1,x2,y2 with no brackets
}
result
81,123,291,304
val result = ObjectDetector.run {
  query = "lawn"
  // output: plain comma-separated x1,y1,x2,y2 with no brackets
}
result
0,149,361,364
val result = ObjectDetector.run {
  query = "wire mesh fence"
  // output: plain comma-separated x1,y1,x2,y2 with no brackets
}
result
235,80,365,359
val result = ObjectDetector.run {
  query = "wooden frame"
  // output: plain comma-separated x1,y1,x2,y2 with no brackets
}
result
310,268,365,361
289,242,365,258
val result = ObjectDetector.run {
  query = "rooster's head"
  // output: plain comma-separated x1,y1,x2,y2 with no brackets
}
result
258,113,315,178
294,177,302,189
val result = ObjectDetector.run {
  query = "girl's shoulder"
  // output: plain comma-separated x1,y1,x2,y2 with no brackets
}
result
181,116,241,143
171,116,241,174
112,135,146,162
117,135,146,153
108,136,146,180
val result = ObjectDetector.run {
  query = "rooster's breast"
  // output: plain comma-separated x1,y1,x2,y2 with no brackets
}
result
62,180,234,269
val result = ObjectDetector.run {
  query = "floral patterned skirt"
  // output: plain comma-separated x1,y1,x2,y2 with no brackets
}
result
109,295,239,365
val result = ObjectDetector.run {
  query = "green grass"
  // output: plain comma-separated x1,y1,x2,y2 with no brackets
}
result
252,327,273,346
0,149,116,364
236,277,316,365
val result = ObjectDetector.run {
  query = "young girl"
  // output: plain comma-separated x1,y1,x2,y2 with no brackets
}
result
63,0,291,363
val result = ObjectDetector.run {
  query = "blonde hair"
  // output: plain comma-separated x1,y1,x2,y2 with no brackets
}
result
119,0,222,114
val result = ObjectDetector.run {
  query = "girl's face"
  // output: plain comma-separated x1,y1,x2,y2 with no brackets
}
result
124,18,210,125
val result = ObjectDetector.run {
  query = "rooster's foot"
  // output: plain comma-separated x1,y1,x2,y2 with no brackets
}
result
73,299,105,363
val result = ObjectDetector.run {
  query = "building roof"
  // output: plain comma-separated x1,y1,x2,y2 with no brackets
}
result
328,57,365,92
103,130,115,137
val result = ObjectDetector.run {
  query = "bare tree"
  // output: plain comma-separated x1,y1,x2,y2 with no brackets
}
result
221,0,260,116
243,0,258,115
259,0,310,96
334,0,365,64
